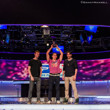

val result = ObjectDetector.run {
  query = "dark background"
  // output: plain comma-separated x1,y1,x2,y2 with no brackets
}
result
0,0,110,25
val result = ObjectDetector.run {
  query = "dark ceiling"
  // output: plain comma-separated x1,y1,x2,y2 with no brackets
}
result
0,0,110,25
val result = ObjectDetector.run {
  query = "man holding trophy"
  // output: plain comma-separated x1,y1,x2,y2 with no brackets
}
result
46,43,63,104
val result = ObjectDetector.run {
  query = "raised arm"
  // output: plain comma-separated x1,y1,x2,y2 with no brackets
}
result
56,45,63,62
46,44,53,62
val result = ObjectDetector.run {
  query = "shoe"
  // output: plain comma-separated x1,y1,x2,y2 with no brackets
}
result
27,101,31,104
36,100,41,104
47,100,52,104
75,98,79,104
56,100,60,104
64,98,68,103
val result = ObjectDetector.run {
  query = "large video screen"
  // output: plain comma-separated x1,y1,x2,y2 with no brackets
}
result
52,46,64,53
0,59,110,81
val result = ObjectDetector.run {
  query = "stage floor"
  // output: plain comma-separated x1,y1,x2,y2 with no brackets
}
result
1,104,110,110
0,97,110,110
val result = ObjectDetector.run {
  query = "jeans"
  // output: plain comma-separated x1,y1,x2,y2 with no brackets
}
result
48,76,60,101
28,77,41,101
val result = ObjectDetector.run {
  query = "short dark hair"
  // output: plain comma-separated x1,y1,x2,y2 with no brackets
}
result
34,50,40,53
66,51,72,54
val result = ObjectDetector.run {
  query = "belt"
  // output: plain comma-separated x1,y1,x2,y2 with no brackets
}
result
49,73,60,76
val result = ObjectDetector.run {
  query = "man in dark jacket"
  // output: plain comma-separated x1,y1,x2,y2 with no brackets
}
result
62,51,79,104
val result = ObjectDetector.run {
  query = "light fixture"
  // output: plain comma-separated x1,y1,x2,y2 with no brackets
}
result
46,43,49,46
41,25,49,28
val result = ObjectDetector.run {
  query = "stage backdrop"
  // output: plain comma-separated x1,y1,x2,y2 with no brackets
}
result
0,59,110,81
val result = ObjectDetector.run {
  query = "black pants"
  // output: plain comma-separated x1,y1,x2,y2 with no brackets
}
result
28,77,41,101
48,76,60,101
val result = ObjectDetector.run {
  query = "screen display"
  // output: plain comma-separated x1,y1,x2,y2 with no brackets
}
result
0,58,110,81
52,46,64,53
0,59,110,81
85,26,98,33
0,25,7,29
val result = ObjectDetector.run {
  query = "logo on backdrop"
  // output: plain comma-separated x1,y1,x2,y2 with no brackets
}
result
42,64,63,78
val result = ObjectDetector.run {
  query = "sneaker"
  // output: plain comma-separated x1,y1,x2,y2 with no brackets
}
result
75,98,79,104
64,98,68,103
27,101,31,104
47,100,52,104
36,100,41,104
56,100,60,104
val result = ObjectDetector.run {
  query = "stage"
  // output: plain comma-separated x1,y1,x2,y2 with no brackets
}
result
1,81,110,110
1,97,110,110
1,104,110,110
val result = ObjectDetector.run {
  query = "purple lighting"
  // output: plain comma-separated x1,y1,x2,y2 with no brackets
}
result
0,59,110,81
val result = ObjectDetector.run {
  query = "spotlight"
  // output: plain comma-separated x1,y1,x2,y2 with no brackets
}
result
46,43,49,46
41,25,50,36
0,25,7,29
41,25,49,28
67,38,73,44
80,31,93,45
85,25,98,33
80,34,84,44
6,34,10,44
87,35,93,44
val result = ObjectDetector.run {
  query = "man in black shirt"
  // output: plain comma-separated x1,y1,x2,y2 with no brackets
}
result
28,50,42,104
62,51,79,104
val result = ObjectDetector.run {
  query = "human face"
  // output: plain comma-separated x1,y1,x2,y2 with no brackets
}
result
34,52,40,59
67,52,72,59
52,53,57,60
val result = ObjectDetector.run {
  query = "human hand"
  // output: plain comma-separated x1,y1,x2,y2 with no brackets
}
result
31,76,34,81
62,75,65,80
51,44,53,48
73,75,76,81
40,74,42,78
56,44,58,48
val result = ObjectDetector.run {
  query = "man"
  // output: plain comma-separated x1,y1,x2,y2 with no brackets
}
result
28,50,42,104
46,44,63,104
62,51,79,104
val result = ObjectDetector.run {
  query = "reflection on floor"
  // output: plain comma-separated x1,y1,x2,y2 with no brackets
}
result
0,97,110,104
1,97,110,110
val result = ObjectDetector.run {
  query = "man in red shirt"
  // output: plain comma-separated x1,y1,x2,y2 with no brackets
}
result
46,44,63,104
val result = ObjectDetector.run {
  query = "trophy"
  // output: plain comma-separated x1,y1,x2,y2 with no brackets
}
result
53,41,56,47
51,36,57,47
